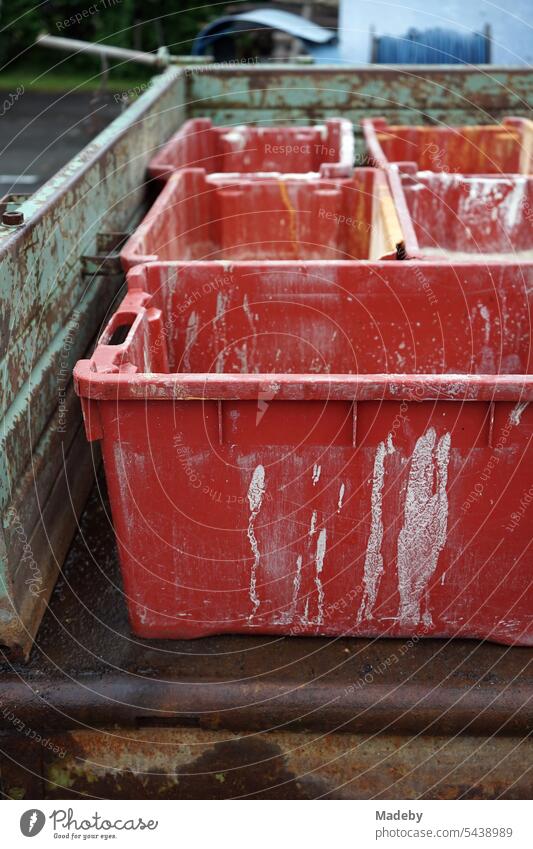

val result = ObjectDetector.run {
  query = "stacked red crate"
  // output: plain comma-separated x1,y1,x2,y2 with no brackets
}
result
74,117,533,645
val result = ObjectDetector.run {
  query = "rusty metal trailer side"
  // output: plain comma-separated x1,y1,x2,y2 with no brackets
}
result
0,67,186,657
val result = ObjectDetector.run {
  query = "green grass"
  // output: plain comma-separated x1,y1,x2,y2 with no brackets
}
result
0,64,152,93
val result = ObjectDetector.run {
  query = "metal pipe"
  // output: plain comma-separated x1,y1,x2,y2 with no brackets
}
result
35,33,169,68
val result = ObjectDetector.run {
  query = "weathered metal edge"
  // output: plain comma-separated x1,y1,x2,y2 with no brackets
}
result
0,67,185,406
0,425,99,661
187,66,533,112
187,66,533,146
1,651,531,735
0,71,186,510
0,275,114,513
0,67,187,660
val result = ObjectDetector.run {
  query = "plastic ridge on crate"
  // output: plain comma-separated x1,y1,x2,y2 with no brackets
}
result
362,116,533,175
121,167,405,270
148,117,355,184
74,260,533,646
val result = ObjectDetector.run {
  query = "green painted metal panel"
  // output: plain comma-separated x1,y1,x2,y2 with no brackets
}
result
0,280,109,512
0,66,187,656
0,67,187,419
0,68,187,498
188,65,533,123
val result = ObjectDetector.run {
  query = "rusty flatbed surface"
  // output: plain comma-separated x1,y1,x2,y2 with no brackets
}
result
2,724,531,799
0,477,531,737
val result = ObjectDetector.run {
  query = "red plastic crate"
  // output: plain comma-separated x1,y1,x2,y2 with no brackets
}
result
74,260,533,646
148,117,354,184
121,168,404,271
394,171,533,258
362,116,533,175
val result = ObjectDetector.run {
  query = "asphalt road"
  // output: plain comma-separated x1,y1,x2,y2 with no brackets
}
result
0,90,122,194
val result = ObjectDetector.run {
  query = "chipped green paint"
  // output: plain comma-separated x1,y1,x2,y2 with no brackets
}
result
47,764,75,789
0,67,186,498
0,67,187,410
188,65,533,124
48,757,123,792
0,281,107,512
7,786,26,800
0,65,186,655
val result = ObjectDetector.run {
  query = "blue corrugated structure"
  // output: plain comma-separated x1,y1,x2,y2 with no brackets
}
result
375,27,490,65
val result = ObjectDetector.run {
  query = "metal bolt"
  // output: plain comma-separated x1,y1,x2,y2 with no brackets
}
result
2,210,24,226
